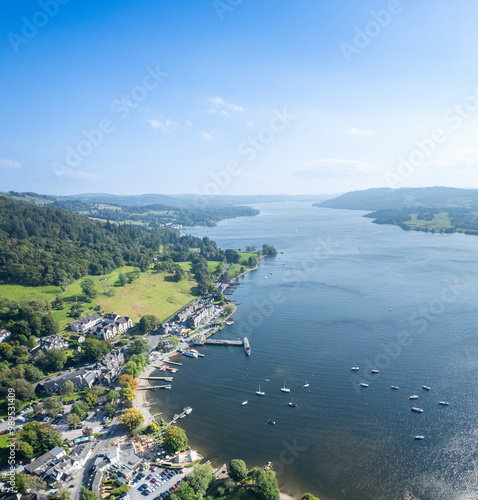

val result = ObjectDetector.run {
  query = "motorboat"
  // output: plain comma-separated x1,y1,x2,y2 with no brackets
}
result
439,401,449,406
411,407,424,413
409,395,419,400
414,436,425,440
242,401,248,406
360,383,369,387
351,366,360,371
391,386,399,390
371,370,380,374
267,418,276,425
422,386,431,391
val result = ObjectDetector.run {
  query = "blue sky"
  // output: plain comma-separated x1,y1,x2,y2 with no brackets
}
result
1,0,478,195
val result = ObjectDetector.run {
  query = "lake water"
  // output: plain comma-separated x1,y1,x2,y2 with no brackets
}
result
150,202,478,500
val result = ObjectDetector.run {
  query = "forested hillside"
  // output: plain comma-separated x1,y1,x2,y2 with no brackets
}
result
0,197,179,286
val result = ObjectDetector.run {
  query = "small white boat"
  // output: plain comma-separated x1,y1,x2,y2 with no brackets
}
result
351,366,359,371
360,383,369,387
267,418,276,425
371,370,379,374
242,401,248,406
265,276,268,279
391,386,399,390
281,382,290,393
422,386,431,391
439,401,449,406
411,407,423,413
183,407,192,414
303,380,310,388
265,379,270,382
256,385,265,396
409,395,419,400
288,396,297,407
414,436,425,440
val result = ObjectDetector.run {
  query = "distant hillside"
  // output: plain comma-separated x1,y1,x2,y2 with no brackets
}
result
0,197,178,286
62,193,333,207
315,187,478,235
315,187,478,211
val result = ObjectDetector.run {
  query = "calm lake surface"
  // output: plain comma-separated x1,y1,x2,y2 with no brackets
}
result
150,202,478,500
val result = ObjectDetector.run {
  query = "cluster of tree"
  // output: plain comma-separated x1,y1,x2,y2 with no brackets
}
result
13,421,62,459
51,199,259,229
0,298,59,348
162,425,188,454
119,407,144,432
0,196,179,286
139,315,159,334
118,374,139,406
365,206,478,234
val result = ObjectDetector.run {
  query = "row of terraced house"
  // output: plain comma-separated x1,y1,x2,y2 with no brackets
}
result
70,312,133,340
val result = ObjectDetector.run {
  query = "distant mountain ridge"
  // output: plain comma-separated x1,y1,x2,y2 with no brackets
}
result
315,187,478,211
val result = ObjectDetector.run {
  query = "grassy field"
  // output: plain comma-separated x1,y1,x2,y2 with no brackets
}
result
405,212,453,231
238,252,256,264
96,272,195,322
0,265,195,329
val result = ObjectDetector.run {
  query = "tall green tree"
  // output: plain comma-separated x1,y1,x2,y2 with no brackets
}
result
80,278,97,299
163,426,188,453
229,459,248,481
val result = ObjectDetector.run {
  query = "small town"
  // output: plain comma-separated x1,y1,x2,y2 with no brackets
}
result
0,294,249,500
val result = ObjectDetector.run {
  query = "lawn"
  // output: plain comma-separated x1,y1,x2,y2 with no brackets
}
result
405,212,453,231
96,271,195,322
238,252,256,265
0,265,195,329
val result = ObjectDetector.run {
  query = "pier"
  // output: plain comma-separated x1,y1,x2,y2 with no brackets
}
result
140,377,173,381
138,385,171,390
165,408,191,427
204,339,243,346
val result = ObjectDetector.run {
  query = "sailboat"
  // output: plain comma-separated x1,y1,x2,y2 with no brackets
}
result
256,385,265,396
303,379,309,388
288,396,297,408
281,381,290,393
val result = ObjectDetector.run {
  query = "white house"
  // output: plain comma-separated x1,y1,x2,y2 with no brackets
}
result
70,313,101,333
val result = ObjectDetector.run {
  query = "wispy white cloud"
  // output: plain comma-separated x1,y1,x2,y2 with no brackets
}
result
54,168,102,181
199,129,223,142
348,128,374,136
429,150,478,170
185,121,193,127
292,159,384,178
147,118,180,133
206,96,245,116
205,108,230,117
0,158,21,169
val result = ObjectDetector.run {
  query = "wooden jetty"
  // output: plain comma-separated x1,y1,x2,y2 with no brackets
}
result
165,360,182,366
140,377,173,381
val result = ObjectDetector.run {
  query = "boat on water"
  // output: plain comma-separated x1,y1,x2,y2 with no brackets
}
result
160,365,169,371
422,386,431,391
288,397,297,407
409,395,419,400
439,401,449,406
360,383,369,387
183,349,199,358
244,337,251,356
184,406,192,414
224,321,234,326
179,414,185,419
242,401,248,406
265,378,270,382
281,381,290,393
415,436,425,440
256,385,265,396
351,366,359,371
170,368,177,373
265,276,268,279
391,386,399,390
411,407,424,413
165,384,172,390
303,380,310,388
371,369,380,374
267,418,276,425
